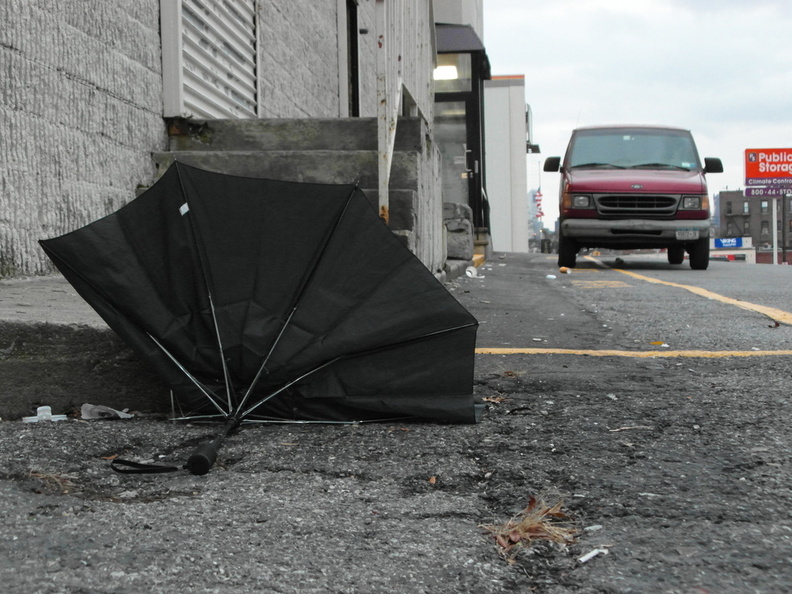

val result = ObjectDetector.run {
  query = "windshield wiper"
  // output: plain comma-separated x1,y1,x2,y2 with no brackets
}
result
630,163,691,171
569,162,626,169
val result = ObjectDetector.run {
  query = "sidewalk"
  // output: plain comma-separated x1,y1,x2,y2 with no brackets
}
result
0,253,479,420
0,275,105,328
0,275,165,420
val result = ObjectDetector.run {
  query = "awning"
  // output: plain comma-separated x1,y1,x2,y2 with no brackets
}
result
435,23,491,79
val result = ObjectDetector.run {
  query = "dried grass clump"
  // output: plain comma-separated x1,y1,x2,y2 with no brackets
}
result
29,471,76,494
480,493,578,563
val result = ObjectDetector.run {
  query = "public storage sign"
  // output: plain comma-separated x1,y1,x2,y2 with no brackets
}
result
745,148,792,186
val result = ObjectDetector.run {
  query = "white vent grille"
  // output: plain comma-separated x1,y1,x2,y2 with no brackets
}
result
162,0,258,119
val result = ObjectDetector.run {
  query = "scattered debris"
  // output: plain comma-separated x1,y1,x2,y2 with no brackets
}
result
81,404,134,420
578,547,609,564
609,425,654,432
480,493,578,563
22,406,68,423
29,471,76,494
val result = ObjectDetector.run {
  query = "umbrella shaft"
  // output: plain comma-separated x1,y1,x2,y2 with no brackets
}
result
185,417,240,475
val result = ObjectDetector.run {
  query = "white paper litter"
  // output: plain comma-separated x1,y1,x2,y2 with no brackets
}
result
81,404,134,420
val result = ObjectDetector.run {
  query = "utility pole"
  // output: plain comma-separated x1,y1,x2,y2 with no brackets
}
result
772,197,779,265
785,192,792,264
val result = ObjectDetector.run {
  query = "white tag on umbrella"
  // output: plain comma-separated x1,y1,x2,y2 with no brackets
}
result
179,203,189,216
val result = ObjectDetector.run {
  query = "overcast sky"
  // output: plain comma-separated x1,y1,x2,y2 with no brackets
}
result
483,0,792,221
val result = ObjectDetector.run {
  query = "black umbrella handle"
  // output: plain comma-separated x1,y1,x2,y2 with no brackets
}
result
185,440,221,475
185,417,240,475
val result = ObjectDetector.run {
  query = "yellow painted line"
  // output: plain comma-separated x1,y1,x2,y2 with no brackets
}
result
476,348,792,358
580,255,792,325
610,268,792,324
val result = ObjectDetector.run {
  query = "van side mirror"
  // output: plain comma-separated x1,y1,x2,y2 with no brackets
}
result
704,158,723,173
544,156,561,172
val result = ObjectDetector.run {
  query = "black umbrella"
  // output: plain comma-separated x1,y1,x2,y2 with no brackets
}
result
40,162,479,474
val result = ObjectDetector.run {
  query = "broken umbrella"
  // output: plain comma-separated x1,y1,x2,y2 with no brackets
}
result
40,162,479,474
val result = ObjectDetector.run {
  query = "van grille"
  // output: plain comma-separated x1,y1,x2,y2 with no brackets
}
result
596,194,679,218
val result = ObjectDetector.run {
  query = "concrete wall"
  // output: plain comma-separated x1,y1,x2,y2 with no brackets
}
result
259,0,346,117
1,0,167,277
1,0,441,277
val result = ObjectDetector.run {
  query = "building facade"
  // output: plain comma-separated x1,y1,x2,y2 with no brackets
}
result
483,75,529,253
1,0,461,278
717,189,792,263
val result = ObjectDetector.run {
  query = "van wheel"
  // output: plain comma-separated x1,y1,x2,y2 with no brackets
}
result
687,238,709,270
558,234,578,268
668,246,685,265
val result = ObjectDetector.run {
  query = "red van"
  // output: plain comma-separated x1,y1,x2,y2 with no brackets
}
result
544,125,723,270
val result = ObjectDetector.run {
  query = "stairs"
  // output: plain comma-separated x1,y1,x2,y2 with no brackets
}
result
152,117,445,273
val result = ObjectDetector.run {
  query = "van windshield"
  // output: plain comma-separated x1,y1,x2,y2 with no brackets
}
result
567,128,701,171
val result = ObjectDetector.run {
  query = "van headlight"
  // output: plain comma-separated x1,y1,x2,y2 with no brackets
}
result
680,195,708,210
563,193,593,208
572,195,592,207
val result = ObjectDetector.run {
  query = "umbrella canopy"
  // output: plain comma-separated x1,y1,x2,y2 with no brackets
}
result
40,163,479,437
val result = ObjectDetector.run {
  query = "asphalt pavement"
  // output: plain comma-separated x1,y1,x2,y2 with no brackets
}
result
1,254,790,593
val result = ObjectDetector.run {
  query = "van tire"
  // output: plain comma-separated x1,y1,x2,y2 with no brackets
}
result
558,234,578,268
668,246,685,265
688,238,709,270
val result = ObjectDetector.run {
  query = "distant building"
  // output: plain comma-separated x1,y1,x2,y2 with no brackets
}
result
717,189,792,263
483,75,531,253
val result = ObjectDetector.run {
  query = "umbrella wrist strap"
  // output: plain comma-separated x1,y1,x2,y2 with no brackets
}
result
110,458,182,474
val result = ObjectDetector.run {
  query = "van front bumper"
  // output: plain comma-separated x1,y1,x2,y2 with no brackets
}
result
561,218,710,247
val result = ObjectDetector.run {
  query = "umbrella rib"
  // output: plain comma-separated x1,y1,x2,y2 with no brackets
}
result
235,185,359,414
146,332,228,416
239,355,341,418
175,162,235,412
206,290,234,411
238,320,477,419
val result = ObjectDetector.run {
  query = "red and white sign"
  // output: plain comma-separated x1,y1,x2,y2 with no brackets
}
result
745,148,792,186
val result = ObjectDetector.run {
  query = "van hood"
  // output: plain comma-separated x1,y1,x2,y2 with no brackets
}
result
564,168,707,193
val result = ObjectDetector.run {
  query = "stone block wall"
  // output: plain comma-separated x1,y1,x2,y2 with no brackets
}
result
255,1,380,120
1,0,444,277
259,0,345,117
0,0,168,277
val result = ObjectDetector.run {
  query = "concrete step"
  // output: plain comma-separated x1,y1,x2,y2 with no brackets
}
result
167,117,426,153
363,189,418,232
152,150,422,191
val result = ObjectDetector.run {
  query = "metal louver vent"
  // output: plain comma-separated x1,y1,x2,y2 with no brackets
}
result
162,0,258,119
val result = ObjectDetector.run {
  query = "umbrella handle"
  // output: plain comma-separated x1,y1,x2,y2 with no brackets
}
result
185,417,239,475
185,439,221,475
